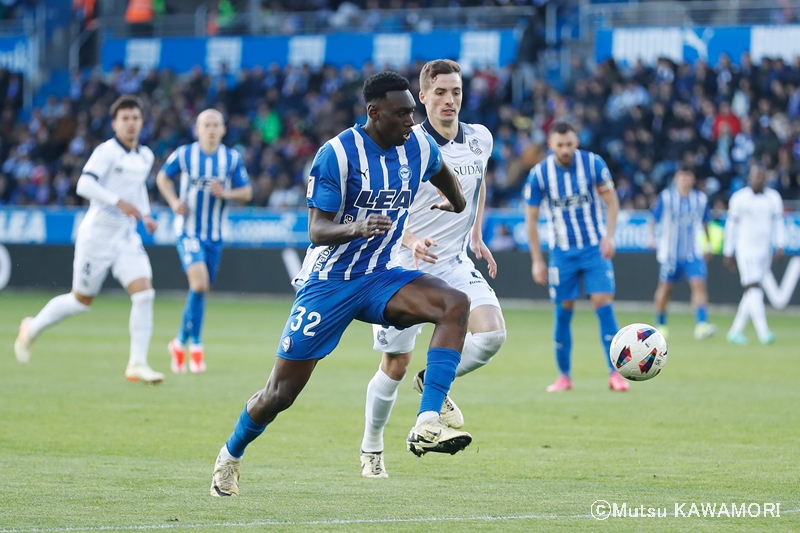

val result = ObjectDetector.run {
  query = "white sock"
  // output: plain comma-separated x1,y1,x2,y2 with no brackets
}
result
416,411,438,426
456,329,506,377
729,291,750,336
219,445,240,462
748,287,770,339
361,369,402,453
27,293,90,339
129,289,155,367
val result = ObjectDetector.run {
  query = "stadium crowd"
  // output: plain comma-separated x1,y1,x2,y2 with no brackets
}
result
2,50,800,212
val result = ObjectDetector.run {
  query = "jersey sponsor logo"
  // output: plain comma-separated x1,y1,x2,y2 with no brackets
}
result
354,189,412,210
452,163,483,177
550,192,591,209
190,176,222,188
468,138,482,155
397,164,412,181
312,246,333,272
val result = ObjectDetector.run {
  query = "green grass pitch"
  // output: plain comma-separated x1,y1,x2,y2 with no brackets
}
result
1,291,799,532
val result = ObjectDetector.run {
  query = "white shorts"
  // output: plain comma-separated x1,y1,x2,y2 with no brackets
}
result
73,225,152,296
372,255,500,354
736,254,771,287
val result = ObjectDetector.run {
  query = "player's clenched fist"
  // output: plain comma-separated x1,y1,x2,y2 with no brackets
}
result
358,214,393,238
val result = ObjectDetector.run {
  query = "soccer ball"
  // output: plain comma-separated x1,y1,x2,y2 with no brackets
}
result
609,323,668,382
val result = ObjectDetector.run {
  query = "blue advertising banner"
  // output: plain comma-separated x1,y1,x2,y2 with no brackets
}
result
2,207,799,254
595,25,800,67
101,30,519,74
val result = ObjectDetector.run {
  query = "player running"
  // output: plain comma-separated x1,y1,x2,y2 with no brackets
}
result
359,59,506,479
210,71,471,497
14,95,164,384
724,164,785,345
524,121,628,392
156,109,253,374
649,168,716,340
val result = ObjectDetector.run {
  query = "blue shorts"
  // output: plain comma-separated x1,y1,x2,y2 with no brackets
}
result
548,245,615,302
277,268,425,361
176,235,223,284
658,258,707,283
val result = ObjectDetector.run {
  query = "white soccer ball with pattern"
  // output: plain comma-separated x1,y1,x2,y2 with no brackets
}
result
609,323,668,381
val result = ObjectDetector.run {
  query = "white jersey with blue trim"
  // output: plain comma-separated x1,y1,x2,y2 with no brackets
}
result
303,124,442,281
161,142,250,242
651,188,710,264
524,150,613,251
396,120,493,268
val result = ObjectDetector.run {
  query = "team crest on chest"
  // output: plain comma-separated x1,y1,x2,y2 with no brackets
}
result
469,138,482,155
397,164,412,181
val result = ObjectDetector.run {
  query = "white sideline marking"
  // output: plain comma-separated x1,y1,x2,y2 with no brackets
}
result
2,509,798,533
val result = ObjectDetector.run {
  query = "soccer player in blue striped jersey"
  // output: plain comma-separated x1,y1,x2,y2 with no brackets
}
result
210,71,471,497
524,121,629,392
156,109,252,374
649,168,716,341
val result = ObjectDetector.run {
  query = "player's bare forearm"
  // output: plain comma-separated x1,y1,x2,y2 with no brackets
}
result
429,164,466,213
401,230,421,250
308,207,392,246
525,205,544,264
600,187,619,240
226,184,254,203
471,178,488,242
156,171,187,214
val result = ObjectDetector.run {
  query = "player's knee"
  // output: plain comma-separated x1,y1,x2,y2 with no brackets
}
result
131,288,155,304
190,281,210,293
262,380,300,414
473,329,506,357
444,290,470,327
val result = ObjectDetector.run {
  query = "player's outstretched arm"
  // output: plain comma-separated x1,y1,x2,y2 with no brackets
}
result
210,182,253,203
402,230,439,269
428,163,466,213
308,207,393,246
526,205,547,286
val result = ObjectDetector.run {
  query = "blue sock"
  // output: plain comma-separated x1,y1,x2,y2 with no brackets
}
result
418,348,460,415
596,304,618,373
656,312,667,326
188,290,205,344
225,405,268,458
554,304,573,377
178,291,193,344
695,306,708,324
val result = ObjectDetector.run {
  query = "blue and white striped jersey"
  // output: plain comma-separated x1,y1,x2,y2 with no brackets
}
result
305,124,442,281
524,150,613,251
651,188,710,264
161,142,250,242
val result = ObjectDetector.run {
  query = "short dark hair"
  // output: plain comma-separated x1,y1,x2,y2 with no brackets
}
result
549,121,577,136
362,71,410,105
420,59,461,92
110,95,144,119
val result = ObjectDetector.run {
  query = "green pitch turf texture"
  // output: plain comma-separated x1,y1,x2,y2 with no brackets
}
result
1,291,798,533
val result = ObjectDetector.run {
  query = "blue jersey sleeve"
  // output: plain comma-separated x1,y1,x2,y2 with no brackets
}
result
701,195,711,224
161,148,182,179
592,154,614,192
422,135,443,182
524,164,545,207
650,193,664,221
230,151,250,188
307,142,343,213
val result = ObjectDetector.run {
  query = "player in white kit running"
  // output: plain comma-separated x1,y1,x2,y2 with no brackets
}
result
14,95,164,384
359,60,506,478
724,164,785,345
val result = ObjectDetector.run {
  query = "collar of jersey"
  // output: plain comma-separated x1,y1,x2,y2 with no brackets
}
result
353,124,397,155
114,136,139,154
421,119,464,146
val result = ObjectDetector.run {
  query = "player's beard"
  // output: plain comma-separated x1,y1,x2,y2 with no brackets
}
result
558,152,574,167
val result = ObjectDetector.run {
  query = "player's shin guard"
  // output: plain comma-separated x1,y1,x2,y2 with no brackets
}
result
225,405,268,458
129,289,155,367
456,329,506,377
28,293,90,339
188,290,206,344
554,305,573,376
596,304,618,373
418,348,459,418
362,368,402,453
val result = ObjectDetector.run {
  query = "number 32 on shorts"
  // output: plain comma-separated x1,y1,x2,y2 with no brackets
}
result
290,306,322,336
